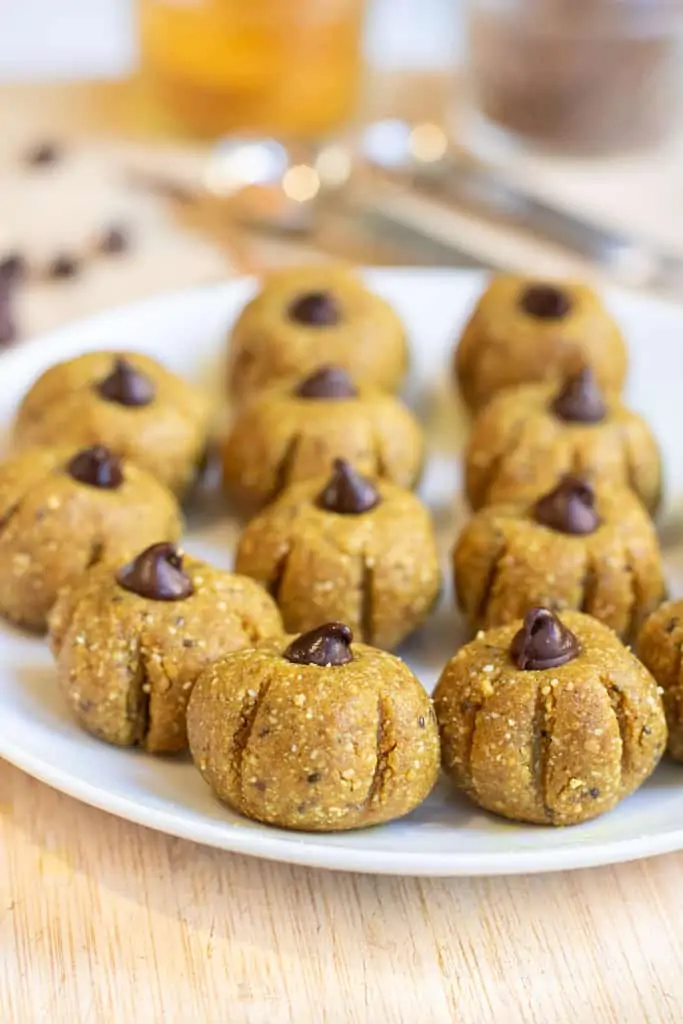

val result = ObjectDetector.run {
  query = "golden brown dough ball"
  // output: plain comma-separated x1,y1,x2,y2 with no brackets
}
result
188,622,440,831
434,608,666,826
454,274,627,412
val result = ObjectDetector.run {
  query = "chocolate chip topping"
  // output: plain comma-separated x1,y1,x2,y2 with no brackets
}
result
551,367,606,424
510,607,581,671
116,543,194,601
295,365,357,400
288,291,341,327
283,622,354,667
67,445,123,489
520,283,572,320
533,475,600,536
317,459,380,515
97,357,155,407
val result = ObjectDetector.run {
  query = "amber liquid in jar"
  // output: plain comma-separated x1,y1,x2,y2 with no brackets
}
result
139,0,365,138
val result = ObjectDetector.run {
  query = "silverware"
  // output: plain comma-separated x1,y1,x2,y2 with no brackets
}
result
364,119,683,295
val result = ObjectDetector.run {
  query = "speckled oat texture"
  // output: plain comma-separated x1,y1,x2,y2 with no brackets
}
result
187,635,440,831
454,275,627,413
0,446,182,631
637,601,683,762
464,381,661,514
223,379,424,512
228,265,408,398
454,484,665,641
12,351,211,496
49,557,283,754
235,476,441,650
433,611,666,826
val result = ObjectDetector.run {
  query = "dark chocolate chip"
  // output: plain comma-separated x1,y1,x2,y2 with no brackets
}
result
510,607,580,671
97,357,155,407
47,253,80,280
288,291,341,327
0,252,27,285
533,475,600,536
98,225,130,255
25,141,60,167
284,621,354,667
307,772,321,784
552,367,606,424
67,445,123,489
296,365,357,400
182,638,196,648
520,283,572,320
0,304,16,348
589,787,600,799
317,458,380,515
116,543,194,601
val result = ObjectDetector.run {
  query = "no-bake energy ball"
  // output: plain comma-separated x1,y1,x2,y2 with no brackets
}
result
454,275,627,412
223,366,424,511
235,459,441,649
0,445,182,631
637,601,683,763
434,608,666,826
454,475,665,641
50,543,283,754
13,351,211,496
187,622,440,831
227,265,408,398
465,367,661,514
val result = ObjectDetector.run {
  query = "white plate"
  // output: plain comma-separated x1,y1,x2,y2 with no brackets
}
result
2,269,683,878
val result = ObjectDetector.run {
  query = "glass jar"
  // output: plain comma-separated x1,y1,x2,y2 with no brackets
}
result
463,0,683,156
139,0,366,139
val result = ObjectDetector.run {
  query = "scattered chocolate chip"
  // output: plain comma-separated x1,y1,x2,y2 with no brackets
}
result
0,252,27,285
288,290,341,327
97,357,155,407
117,543,194,601
418,716,426,728
317,459,380,515
589,787,600,799
510,607,581,671
520,282,572,320
25,140,60,167
552,367,606,424
182,638,196,648
296,365,357,400
98,225,130,255
67,445,123,489
47,253,80,280
284,621,354,667
307,772,321,784
533,475,600,536
0,304,16,348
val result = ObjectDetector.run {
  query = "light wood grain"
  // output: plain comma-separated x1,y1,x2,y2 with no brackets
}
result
2,81,683,1024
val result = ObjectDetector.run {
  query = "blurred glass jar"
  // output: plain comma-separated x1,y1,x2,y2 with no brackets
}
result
139,0,366,139
463,0,683,156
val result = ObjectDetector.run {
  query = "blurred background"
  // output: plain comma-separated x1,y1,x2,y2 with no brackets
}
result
1,0,682,344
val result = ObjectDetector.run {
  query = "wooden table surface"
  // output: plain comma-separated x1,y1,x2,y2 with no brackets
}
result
1,82,683,1024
